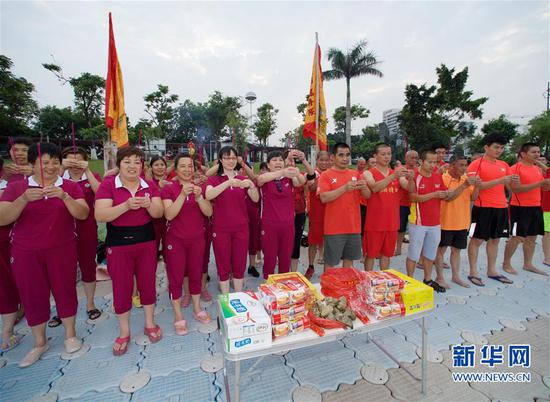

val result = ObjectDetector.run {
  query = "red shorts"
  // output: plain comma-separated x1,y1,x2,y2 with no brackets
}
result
0,241,19,315
364,231,397,258
261,222,294,280
165,234,204,298
107,241,157,314
308,221,324,246
11,242,78,326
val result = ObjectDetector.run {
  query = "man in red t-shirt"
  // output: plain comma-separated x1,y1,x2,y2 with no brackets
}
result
406,150,449,293
306,151,330,279
503,143,550,276
396,150,419,255
363,143,410,271
542,167,550,267
466,133,516,286
433,143,449,174
319,143,371,269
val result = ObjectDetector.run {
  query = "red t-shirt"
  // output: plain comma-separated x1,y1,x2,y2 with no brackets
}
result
365,167,401,231
0,180,12,242
509,163,544,207
307,170,325,224
161,181,206,240
206,174,249,230
260,177,295,225
467,158,510,208
409,171,447,226
95,175,160,227
0,176,85,250
63,170,102,226
293,175,307,214
318,168,362,235
543,169,550,212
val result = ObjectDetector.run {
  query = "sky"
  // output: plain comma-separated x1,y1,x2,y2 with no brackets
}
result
1,1,548,145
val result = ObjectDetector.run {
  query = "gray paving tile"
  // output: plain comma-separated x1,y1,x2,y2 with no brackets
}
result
322,379,396,402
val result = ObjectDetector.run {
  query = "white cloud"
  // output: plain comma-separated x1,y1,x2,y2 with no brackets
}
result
248,74,269,87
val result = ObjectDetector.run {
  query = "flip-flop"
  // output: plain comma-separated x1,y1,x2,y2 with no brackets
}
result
87,309,102,321
47,316,61,328
19,344,49,368
112,335,130,356
174,320,188,336
543,262,550,268
468,276,485,287
0,333,23,352
488,275,513,284
193,310,211,324
144,325,163,343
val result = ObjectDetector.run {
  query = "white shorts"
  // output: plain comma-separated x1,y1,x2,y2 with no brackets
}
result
407,224,441,262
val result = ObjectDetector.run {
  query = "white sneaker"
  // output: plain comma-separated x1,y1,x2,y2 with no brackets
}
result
19,344,49,368
64,337,82,354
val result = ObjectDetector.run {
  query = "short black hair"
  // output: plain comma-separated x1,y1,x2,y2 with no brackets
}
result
374,142,391,154
431,143,447,151
62,146,88,161
518,142,539,157
173,152,195,169
150,155,167,167
217,146,241,175
116,146,145,168
267,150,284,163
12,137,33,147
483,133,508,147
420,149,437,160
450,153,467,163
332,142,350,154
28,143,62,164
259,161,268,170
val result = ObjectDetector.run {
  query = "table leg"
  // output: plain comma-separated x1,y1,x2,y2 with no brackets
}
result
235,360,241,402
421,316,427,395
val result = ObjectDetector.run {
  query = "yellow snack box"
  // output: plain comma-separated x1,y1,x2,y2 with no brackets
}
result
266,271,322,301
385,270,433,315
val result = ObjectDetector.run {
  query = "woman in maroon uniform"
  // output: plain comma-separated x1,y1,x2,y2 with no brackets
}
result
95,146,164,356
162,153,213,334
0,143,89,367
206,146,259,294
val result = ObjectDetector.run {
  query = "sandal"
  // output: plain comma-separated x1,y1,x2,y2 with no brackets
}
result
201,289,212,302
193,310,211,324
468,276,485,287
181,294,191,308
48,316,62,328
0,333,23,352
87,309,102,321
424,279,446,293
174,320,188,336
112,335,130,356
488,275,513,284
144,325,162,343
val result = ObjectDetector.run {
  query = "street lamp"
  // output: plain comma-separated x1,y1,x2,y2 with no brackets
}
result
245,91,257,161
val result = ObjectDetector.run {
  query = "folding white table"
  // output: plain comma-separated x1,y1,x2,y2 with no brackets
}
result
217,304,433,402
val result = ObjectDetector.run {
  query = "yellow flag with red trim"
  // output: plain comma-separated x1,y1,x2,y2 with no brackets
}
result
105,12,128,148
303,43,327,150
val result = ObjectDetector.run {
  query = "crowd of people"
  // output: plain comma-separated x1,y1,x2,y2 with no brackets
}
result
0,131,548,367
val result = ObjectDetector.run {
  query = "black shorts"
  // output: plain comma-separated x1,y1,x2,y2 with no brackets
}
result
292,212,306,259
399,206,410,233
509,205,544,237
470,206,509,240
439,229,468,249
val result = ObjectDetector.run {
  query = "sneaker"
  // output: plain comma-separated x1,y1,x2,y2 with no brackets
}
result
248,266,260,278
305,265,315,280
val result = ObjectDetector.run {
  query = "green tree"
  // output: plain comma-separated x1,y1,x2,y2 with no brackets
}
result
204,91,243,142
399,64,488,151
332,104,370,133
467,115,519,154
323,40,383,146
143,84,179,137
42,63,105,128
354,125,380,158
35,105,80,140
512,110,550,155
170,99,207,142
0,55,38,137
227,110,249,154
253,103,278,149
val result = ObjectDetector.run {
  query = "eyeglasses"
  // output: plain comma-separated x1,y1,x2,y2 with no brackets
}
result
275,179,282,193
222,156,237,161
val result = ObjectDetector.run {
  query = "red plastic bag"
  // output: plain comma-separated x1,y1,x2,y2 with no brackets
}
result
307,311,347,337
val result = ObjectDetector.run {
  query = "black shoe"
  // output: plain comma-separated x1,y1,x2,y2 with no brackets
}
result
424,279,446,293
207,274,211,282
248,266,260,278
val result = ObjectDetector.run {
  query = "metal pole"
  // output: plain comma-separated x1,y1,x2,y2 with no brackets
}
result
421,316,427,395
314,32,320,153
547,82,549,111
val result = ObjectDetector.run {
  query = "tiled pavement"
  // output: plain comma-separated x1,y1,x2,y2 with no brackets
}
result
1,243,549,401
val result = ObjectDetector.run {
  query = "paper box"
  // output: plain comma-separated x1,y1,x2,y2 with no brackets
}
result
225,332,272,353
218,291,272,339
385,270,434,315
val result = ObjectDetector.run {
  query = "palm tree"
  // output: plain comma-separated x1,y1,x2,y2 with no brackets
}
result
323,40,383,146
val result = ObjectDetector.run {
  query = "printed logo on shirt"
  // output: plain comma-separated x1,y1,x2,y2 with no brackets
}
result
419,184,426,189
85,183,91,188
107,248,112,254
331,178,337,184
10,257,14,264
261,230,265,236
167,244,173,251
212,232,217,238
145,193,150,197
435,184,441,189
501,168,506,172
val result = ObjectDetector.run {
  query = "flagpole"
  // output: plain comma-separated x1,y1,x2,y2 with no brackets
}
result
314,32,320,153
